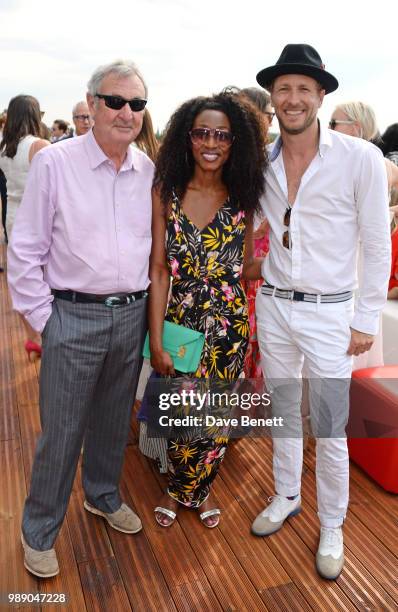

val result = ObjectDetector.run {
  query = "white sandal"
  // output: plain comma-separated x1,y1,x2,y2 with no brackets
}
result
155,506,177,527
199,508,221,529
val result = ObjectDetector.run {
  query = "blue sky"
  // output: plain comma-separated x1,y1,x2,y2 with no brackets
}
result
1,0,397,134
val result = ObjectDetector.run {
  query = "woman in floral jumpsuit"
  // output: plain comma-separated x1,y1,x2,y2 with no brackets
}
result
148,93,267,527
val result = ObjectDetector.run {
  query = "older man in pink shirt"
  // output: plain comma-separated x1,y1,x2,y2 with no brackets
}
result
8,60,154,578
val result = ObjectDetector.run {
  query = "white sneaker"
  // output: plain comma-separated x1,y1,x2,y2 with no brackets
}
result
251,494,301,536
316,526,344,580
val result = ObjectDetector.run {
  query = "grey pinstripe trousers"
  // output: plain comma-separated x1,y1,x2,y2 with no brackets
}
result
22,296,147,550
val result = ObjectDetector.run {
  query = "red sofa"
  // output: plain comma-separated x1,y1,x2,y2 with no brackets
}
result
347,366,398,493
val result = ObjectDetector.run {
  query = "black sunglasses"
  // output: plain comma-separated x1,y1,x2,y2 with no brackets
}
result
73,114,91,121
282,206,292,249
95,94,147,112
189,127,234,146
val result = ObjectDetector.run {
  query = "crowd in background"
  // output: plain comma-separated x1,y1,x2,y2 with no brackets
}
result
0,93,397,365
1,93,397,298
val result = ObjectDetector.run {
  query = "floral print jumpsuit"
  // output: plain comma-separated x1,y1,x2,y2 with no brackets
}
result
164,193,249,507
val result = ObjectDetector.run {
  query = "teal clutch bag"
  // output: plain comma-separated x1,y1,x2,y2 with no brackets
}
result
143,321,205,373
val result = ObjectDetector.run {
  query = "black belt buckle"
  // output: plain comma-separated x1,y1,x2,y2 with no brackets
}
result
292,291,305,301
104,296,124,307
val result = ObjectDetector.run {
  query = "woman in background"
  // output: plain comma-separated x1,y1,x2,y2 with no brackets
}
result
239,87,273,378
329,101,396,369
380,123,398,213
388,222,398,299
330,102,398,191
0,95,49,359
135,109,159,163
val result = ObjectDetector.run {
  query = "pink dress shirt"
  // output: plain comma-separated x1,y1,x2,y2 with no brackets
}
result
7,129,154,332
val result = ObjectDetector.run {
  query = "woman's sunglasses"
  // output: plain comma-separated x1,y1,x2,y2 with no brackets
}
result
329,119,355,130
95,94,147,112
189,128,234,146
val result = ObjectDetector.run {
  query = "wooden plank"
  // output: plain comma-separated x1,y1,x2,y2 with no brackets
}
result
2,243,398,612
0,348,18,443
0,263,40,611
6,252,40,409
69,460,174,611
67,487,115,565
119,445,220,611
255,438,398,607
11,335,87,611
168,581,224,612
347,485,398,558
335,549,398,611
128,401,140,445
9,298,171,610
211,476,292,589
301,443,398,602
64,456,114,564
173,508,269,611
293,501,398,610
10,320,39,409
260,583,313,612
225,439,358,611
16,414,87,612
16,403,113,612
78,556,131,612
349,460,398,513
36,523,87,612
340,518,398,604
0,267,18,442
152,442,348,612
0,440,38,612
105,527,179,612
171,444,299,605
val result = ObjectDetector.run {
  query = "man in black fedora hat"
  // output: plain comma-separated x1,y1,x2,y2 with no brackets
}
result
251,44,391,580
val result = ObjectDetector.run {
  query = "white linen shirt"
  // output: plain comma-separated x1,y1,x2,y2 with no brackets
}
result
260,123,391,335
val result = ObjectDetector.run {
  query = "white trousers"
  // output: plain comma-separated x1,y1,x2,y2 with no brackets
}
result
256,291,354,528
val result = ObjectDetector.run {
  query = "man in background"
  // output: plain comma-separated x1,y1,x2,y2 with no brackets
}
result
72,100,93,135
51,119,71,142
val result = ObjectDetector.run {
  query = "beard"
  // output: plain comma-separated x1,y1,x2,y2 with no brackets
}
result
277,109,318,135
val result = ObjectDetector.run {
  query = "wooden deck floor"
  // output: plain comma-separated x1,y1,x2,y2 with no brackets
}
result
1,243,397,611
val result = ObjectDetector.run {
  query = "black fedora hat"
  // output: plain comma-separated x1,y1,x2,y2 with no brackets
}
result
256,44,338,94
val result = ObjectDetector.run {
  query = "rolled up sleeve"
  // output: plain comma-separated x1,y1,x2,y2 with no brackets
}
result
7,151,55,333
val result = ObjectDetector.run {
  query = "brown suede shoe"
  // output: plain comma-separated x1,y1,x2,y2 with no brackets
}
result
84,501,142,534
21,533,59,578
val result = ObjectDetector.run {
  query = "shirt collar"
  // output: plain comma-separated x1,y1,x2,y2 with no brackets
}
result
318,120,332,157
84,128,136,171
269,119,333,162
121,144,135,172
